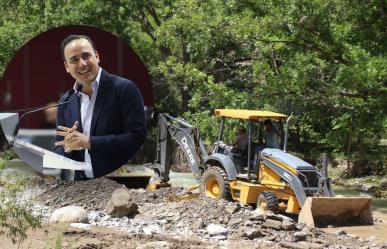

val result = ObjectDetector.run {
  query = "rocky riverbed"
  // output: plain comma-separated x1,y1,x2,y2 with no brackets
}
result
2,176,387,249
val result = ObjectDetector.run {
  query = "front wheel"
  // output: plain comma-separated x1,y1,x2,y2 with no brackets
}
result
257,191,279,213
200,166,231,200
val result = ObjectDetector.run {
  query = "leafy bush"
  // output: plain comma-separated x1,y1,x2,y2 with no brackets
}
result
0,153,41,243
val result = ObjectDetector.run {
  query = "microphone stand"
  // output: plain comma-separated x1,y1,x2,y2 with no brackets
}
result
10,84,83,147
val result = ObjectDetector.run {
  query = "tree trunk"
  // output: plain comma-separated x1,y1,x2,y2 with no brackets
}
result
346,133,352,178
180,86,189,113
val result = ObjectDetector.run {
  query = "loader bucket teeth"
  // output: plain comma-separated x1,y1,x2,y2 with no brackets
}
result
298,197,373,228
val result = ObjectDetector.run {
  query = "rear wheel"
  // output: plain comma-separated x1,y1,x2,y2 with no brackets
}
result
257,191,279,213
200,166,231,200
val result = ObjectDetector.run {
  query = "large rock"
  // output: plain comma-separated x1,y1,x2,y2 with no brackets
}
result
228,217,243,227
244,228,263,240
293,231,308,242
106,187,138,218
263,219,282,230
250,209,265,221
282,218,296,230
266,212,284,221
50,206,88,223
206,224,228,236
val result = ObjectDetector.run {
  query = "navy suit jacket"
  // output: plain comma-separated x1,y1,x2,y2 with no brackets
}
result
54,69,147,178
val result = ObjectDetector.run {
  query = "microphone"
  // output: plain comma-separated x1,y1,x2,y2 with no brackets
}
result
10,84,83,146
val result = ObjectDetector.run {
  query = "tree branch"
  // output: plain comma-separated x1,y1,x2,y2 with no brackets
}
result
145,5,161,26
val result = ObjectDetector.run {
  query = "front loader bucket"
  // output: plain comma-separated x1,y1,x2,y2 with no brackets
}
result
298,197,373,228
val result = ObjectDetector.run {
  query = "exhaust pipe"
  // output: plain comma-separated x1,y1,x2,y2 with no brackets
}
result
283,115,292,152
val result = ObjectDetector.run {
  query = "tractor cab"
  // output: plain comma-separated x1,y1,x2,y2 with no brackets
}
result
213,109,290,179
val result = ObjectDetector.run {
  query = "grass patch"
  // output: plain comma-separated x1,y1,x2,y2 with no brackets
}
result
45,224,66,249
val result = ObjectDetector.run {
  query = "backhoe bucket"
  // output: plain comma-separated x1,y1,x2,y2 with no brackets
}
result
298,197,373,228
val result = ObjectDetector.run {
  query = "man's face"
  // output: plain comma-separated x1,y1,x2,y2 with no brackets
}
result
63,38,100,85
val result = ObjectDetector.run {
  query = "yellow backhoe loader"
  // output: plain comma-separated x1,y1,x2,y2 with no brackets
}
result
152,110,373,227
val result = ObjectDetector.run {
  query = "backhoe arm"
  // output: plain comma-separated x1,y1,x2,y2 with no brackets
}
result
153,113,207,182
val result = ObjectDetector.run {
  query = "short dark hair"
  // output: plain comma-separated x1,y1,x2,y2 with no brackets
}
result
238,126,246,133
60,34,97,61
263,119,272,126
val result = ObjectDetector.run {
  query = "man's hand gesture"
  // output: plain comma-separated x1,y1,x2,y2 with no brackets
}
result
55,121,90,153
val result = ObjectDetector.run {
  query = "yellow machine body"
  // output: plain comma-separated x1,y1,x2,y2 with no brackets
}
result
229,161,302,214
228,157,373,227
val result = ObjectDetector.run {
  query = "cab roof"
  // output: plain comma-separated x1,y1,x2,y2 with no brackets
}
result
214,109,288,121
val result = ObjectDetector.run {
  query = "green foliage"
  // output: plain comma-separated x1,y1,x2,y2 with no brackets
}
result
0,148,16,169
0,154,41,243
0,181,42,243
0,0,386,176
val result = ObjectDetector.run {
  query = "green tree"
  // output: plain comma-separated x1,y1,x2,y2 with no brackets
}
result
0,0,386,176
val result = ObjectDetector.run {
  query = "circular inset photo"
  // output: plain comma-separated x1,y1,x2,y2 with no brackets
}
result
0,25,153,181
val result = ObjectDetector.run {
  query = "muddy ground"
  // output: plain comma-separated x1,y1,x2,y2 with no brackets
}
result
0,177,386,249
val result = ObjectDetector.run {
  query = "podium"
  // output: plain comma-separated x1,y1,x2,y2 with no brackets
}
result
0,113,85,180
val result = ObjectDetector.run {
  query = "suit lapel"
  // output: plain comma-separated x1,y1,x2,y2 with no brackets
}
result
90,70,110,135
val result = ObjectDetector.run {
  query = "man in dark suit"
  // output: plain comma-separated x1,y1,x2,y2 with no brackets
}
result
54,35,146,180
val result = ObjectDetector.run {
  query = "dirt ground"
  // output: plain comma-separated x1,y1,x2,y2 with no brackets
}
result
0,226,220,249
0,225,301,249
0,177,386,249
1,221,386,249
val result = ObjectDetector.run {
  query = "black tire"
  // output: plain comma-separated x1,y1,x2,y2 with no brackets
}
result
200,166,231,200
257,191,279,213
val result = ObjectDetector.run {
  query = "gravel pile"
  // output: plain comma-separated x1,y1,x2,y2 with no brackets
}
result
19,177,387,249
35,178,123,211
